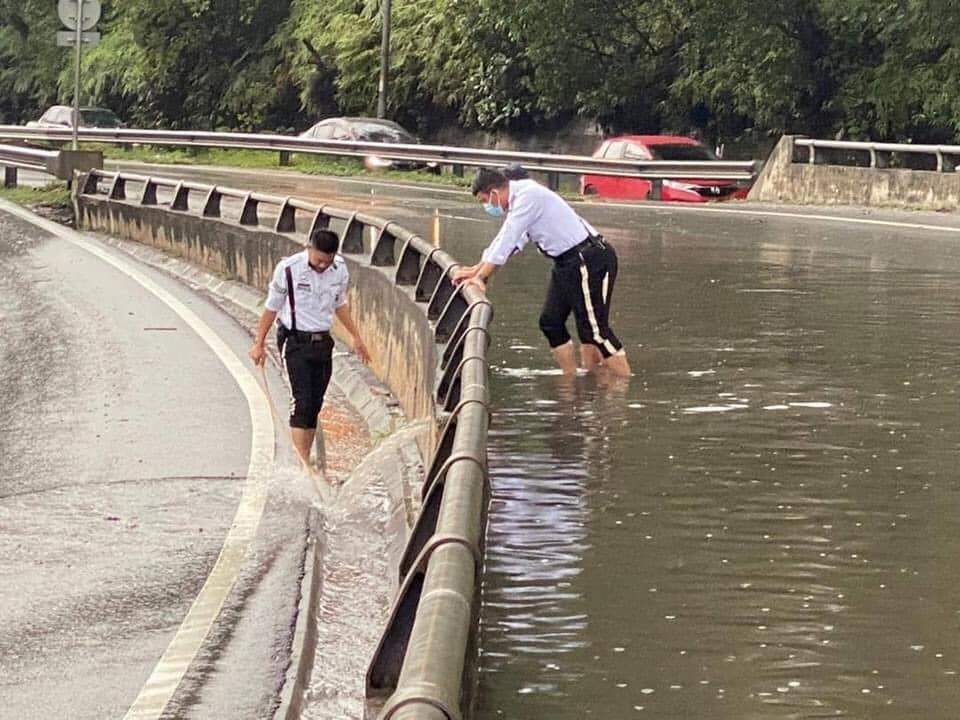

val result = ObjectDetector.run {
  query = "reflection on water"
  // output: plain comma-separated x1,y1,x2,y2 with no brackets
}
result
475,220,960,719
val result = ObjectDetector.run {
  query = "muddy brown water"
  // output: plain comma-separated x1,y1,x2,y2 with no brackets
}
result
426,208,960,720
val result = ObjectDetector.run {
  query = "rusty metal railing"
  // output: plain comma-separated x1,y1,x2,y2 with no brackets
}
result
76,169,492,720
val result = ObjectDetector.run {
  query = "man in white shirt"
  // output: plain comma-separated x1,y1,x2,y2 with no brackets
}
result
249,229,371,475
453,168,631,378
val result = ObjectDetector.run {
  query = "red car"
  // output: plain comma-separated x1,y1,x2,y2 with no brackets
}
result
581,135,750,202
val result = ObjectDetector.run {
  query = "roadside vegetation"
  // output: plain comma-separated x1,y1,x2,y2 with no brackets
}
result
98,145,473,189
3,1,960,149
0,182,70,209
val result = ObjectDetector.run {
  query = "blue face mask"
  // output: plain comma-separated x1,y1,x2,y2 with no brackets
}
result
483,190,504,218
484,202,504,218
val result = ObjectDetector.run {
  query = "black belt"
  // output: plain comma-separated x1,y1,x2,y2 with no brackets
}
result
550,236,605,263
280,325,331,343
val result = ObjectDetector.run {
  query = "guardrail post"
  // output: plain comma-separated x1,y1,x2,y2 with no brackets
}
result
452,164,464,178
171,182,190,211
108,175,126,200
140,179,158,206
279,150,291,167
372,225,398,266
395,238,424,286
202,187,222,217
869,148,878,169
808,145,816,165
240,193,259,226
3,166,16,188
307,207,331,238
936,150,944,173
341,214,366,254
275,197,297,233
546,171,560,191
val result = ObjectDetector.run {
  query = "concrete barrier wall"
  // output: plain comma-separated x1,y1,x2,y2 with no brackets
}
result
76,197,440,451
749,135,960,210
76,180,493,720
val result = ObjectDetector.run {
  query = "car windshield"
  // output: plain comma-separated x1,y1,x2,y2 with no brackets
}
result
351,122,416,144
80,109,121,127
650,143,717,161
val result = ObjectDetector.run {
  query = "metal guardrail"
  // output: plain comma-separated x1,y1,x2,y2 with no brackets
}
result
0,143,59,186
795,138,960,172
0,125,759,183
76,168,492,720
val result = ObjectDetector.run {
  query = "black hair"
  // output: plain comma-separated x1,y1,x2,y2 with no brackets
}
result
501,163,530,180
309,228,340,254
471,167,509,196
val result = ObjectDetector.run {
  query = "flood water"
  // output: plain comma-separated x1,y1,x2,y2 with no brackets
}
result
434,208,960,720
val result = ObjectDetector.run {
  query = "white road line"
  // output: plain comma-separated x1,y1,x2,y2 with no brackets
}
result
0,199,276,720
572,199,960,235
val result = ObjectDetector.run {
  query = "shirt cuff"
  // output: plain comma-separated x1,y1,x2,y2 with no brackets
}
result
481,247,508,266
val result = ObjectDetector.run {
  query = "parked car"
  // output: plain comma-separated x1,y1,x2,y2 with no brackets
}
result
581,135,750,202
299,117,436,170
26,105,124,129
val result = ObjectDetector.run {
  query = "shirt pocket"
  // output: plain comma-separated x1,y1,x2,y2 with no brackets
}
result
318,287,338,310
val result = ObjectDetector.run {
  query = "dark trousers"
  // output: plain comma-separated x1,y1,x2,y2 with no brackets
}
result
278,326,334,429
538,241,623,358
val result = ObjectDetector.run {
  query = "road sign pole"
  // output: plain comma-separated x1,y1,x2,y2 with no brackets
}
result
72,0,84,150
377,0,392,118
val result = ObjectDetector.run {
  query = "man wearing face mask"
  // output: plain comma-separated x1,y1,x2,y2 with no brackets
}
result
249,228,371,476
453,168,631,378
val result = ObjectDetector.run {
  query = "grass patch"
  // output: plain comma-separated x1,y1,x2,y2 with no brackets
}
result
0,182,72,209
94,144,473,190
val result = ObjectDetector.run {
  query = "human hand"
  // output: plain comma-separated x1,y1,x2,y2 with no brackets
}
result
354,337,372,365
464,275,487,293
452,265,477,286
248,342,266,367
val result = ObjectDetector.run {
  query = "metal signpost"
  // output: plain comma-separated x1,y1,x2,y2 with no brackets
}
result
57,0,101,150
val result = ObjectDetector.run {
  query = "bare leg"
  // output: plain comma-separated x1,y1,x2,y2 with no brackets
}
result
604,350,632,378
580,343,605,373
551,340,579,376
291,427,316,473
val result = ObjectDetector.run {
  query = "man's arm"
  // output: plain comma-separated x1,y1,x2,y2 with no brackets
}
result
249,261,287,366
335,304,371,364
454,189,539,286
249,309,277,367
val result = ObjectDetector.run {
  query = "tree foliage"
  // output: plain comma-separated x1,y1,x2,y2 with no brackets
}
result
2,0,960,144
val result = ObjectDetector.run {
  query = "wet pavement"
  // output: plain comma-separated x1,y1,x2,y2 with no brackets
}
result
81,163,960,719
0,209,250,718
0,206,381,720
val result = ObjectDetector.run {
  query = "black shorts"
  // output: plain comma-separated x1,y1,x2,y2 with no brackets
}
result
538,239,624,358
277,325,334,429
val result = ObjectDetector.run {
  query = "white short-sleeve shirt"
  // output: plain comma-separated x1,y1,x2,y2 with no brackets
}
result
265,250,349,332
480,179,599,265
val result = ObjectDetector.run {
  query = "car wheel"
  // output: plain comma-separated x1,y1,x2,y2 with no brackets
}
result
583,184,598,196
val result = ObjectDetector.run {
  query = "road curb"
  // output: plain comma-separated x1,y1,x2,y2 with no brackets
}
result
275,506,323,720
80,229,417,719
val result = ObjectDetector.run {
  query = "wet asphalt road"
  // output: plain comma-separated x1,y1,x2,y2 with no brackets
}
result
21,160,960,719
0,208,310,719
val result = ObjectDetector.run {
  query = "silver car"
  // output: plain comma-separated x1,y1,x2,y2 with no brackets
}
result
27,105,124,129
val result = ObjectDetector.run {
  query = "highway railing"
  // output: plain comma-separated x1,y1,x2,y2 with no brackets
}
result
0,141,103,187
76,168,492,720
795,138,960,173
0,125,759,185
0,143,59,186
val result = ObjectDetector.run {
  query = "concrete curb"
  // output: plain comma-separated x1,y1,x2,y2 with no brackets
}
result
82,230,417,720
275,507,323,720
